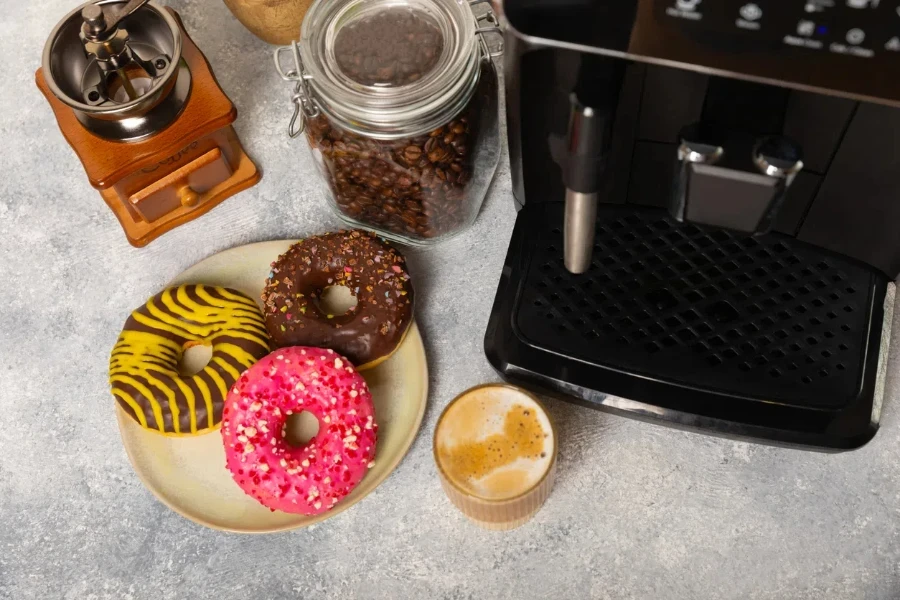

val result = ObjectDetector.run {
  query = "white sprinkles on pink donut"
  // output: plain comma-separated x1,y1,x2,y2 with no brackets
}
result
221,347,377,515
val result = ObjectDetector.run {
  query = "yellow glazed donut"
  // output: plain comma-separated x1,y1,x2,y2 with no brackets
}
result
109,284,271,436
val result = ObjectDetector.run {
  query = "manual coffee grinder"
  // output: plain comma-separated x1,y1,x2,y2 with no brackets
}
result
37,0,260,247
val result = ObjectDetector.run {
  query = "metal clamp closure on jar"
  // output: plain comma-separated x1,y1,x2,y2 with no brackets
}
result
469,0,504,59
274,41,320,138
273,0,503,140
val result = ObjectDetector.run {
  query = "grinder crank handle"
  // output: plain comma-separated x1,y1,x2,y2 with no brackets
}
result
81,0,152,40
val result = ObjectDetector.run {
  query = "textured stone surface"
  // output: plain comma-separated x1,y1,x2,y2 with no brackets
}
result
3,1,900,599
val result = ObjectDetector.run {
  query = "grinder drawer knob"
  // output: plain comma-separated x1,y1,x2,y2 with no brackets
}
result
179,185,200,207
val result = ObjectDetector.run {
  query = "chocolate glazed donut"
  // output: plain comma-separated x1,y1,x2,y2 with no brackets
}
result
262,230,414,369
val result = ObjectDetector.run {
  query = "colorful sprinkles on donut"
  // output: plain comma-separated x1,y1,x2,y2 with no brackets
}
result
221,346,378,515
261,230,414,369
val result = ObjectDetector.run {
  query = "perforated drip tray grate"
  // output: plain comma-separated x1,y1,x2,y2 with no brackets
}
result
517,206,883,408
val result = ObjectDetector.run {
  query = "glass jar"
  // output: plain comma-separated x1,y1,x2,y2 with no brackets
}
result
274,0,502,245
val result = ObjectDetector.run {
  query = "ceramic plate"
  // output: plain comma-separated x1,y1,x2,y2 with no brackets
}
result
116,240,428,533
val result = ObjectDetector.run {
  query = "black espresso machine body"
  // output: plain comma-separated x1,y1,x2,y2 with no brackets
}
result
485,0,900,450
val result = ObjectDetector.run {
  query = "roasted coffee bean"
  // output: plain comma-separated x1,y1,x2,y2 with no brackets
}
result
404,146,423,162
428,147,449,163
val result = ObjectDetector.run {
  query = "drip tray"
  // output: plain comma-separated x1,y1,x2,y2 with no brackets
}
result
485,204,892,450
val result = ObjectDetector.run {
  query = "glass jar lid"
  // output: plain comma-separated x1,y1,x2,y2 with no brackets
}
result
295,0,483,139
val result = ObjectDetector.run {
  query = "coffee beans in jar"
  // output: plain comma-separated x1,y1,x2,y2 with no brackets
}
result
306,64,496,240
277,0,501,245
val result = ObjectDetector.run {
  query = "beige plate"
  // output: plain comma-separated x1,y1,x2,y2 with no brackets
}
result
116,240,428,533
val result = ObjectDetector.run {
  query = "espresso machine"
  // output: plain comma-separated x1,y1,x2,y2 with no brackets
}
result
485,0,900,450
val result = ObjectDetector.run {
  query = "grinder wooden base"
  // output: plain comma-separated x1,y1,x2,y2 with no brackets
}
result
97,134,260,246
36,8,260,247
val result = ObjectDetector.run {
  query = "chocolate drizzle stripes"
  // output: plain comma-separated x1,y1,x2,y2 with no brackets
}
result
215,343,260,368
202,362,230,411
212,356,241,380
112,330,183,353
111,373,168,432
192,373,215,431
209,328,270,348
170,375,197,434
110,350,171,370
197,285,259,308
139,370,182,434
112,388,147,428
140,288,267,342
118,370,184,434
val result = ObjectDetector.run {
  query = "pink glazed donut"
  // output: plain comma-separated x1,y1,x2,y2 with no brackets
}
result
221,346,378,515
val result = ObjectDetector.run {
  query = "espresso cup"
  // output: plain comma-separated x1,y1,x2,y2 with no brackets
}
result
433,384,557,530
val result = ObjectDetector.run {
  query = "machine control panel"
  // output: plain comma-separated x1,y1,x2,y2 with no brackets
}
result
658,0,900,60
504,0,900,105
646,0,900,104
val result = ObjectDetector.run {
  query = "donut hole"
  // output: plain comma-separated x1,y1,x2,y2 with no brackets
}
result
284,410,320,447
315,285,358,317
178,342,212,376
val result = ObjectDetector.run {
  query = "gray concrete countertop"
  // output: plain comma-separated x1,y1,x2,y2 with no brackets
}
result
3,2,900,599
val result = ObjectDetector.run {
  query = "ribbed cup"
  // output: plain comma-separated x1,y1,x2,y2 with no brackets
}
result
433,384,557,530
